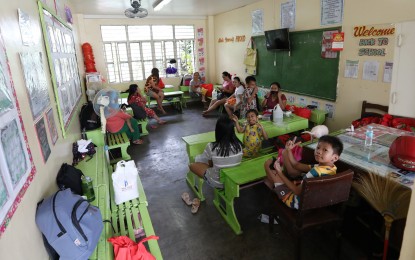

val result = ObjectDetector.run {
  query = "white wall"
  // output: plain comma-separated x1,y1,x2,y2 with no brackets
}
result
0,0,82,259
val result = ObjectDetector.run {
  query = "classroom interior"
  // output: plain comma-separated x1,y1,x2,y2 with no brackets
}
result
0,0,415,259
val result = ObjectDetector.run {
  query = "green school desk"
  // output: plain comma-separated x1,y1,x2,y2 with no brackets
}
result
182,115,308,201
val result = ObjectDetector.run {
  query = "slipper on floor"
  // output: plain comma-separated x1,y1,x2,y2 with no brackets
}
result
191,198,201,214
181,192,192,206
158,120,167,125
132,139,144,145
150,124,158,129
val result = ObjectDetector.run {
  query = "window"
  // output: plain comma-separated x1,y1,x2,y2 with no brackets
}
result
101,25,195,83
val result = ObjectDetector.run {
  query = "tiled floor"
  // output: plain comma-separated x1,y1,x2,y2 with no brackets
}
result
126,102,396,260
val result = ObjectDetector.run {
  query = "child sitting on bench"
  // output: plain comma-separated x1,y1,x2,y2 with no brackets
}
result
106,110,143,145
264,135,343,209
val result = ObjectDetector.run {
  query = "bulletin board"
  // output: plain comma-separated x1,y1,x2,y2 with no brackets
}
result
253,27,341,101
38,1,82,138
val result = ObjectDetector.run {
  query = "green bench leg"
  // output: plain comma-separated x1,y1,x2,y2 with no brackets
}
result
185,171,205,201
138,119,149,136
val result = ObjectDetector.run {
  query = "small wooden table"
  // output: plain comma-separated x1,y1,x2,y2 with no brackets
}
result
149,90,184,113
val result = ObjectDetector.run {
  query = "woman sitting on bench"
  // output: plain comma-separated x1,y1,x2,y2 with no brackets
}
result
144,75,166,114
106,110,143,145
128,84,166,128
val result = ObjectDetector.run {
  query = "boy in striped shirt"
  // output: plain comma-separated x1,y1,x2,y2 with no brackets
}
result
264,135,343,209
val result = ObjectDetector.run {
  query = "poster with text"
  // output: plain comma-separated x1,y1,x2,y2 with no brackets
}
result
0,26,34,238
18,9,34,46
281,1,296,29
35,117,51,162
19,52,50,120
321,0,343,26
252,9,264,35
46,108,58,145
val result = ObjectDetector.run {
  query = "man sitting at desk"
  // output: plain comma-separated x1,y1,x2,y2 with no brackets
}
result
264,135,343,209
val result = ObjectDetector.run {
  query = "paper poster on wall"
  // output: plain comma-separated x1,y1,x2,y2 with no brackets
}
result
281,1,296,29
19,52,51,120
18,9,34,46
383,61,393,83
311,100,320,109
362,60,380,81
0,27,34,238
35,117,51,163
320,0,343,26
287,95,295,104
197,28,203,39
251,9,264,35
321,30,339,58
1,120,28,187
46,108,58,145
344,60,359,79
0,177,7,212
198,48,204,57
325,103,335,119
299,97,307,107
39,4,82,138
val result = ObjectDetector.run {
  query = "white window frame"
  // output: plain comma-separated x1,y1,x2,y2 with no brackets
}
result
101,25,195,83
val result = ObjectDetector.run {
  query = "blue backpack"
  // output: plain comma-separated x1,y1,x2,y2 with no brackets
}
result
36,188,103,260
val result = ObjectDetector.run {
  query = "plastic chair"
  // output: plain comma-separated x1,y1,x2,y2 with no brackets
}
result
269,169,354,260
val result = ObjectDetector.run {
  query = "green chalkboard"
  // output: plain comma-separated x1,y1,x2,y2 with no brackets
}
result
253,28,340,101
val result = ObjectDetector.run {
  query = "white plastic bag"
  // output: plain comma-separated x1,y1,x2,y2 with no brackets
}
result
112,160,139,205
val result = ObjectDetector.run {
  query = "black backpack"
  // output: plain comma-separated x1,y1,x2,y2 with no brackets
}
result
79,101,101,130
56,163,84,195
130,103,147,120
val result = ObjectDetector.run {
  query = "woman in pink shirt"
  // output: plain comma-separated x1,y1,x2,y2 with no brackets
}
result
203,71,235,116
106,110,143,144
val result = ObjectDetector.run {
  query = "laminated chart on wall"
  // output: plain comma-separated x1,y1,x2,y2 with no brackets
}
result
38,2,82,138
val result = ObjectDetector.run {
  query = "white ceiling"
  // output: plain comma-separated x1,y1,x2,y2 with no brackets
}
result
70,0,262,17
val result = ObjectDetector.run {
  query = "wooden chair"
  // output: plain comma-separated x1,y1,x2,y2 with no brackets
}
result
361,100,389,118
269,169,354,260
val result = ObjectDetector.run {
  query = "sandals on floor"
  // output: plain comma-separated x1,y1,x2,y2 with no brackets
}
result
150,124,158,129
132,139,144,145
191,198,201,214
181,192,192,206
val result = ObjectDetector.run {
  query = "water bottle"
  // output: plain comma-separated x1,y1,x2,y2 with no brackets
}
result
81,128,87,140
364,126,374,147
81,176,95,202
273,104,284,125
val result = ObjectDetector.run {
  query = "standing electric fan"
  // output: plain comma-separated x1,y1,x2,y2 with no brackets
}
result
92,88,120,133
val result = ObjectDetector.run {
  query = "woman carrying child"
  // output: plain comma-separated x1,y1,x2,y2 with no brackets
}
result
240,76,259,118
202,71,235,116
106,109,143,145
183,115,243,213
261,82,287,110
232,109,268,158
127,84,166,128
264,135,343,209
189,71,207,102
224,76,245,117
144,75,166,114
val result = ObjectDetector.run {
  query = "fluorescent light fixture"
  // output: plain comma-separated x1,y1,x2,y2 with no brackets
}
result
153,0,172,11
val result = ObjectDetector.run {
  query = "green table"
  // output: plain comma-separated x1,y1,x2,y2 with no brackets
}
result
214,153,276,234
182,115,308,201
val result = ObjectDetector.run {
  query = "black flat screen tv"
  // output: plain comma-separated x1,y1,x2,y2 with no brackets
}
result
264,28,290,51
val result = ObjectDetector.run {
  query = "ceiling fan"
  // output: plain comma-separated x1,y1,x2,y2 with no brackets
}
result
125,0,148,18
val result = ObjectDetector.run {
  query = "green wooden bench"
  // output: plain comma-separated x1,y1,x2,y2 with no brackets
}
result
85,129,131,164
108,163,163,260
75,147,113,260
106,132,131,164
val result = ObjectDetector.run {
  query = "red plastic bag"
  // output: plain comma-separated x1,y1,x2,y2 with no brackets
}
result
201,83,213,97
108,235,159,260
294,107,311,119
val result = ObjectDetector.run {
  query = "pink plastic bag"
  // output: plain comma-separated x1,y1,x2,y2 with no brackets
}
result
278,146,303,166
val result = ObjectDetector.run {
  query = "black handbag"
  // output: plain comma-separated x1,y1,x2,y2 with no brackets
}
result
130,103,147,120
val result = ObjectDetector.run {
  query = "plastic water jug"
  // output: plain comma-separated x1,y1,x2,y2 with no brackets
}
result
273,104,283,125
